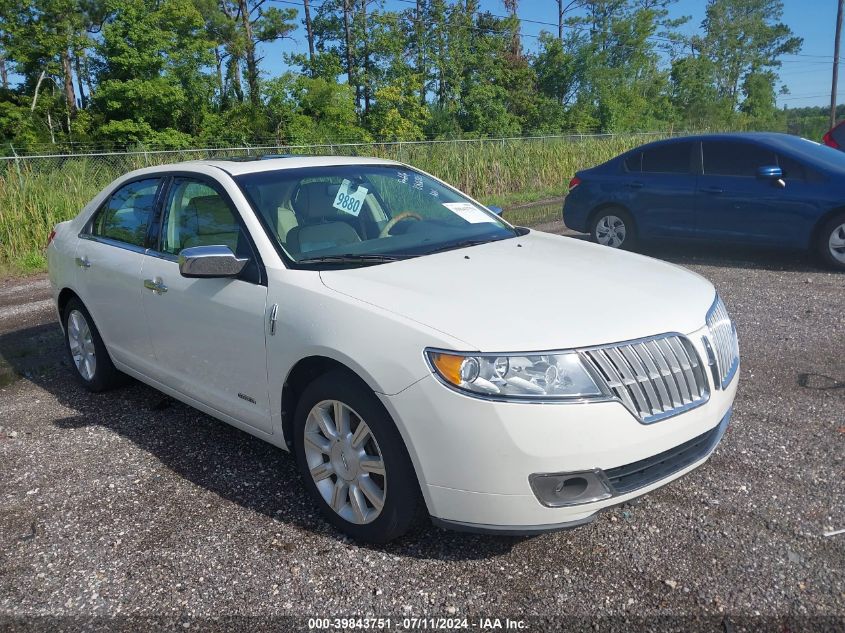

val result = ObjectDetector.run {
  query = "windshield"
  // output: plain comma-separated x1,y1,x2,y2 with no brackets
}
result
235,165,517,266
768,135,845,172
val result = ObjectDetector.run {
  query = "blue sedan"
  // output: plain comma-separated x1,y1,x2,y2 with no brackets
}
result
562,133,845,270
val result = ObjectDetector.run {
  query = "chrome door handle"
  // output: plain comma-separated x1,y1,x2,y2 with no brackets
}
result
143,278,168,294
702,186,723,194
269,303,279,335
75,256,91,269
626,181,644,189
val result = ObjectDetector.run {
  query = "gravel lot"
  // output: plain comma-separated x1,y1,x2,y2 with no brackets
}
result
0,226,843,631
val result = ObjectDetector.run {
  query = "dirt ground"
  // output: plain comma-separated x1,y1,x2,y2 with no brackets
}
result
0,232,843,632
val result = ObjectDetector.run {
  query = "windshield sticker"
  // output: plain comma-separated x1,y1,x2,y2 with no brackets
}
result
397,171,409,184
332,179,368,217
413,175,424,190
442,202,497,224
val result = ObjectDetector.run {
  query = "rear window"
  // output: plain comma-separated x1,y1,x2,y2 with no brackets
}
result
640,143,692,174
703,141,776,177
831,122,845,147
91,178,160,247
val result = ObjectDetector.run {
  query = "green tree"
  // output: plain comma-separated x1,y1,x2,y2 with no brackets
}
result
368,83,429,140
1,0,105,143
559,0,683,132
92,0,215,147
534,32,576,106
739,71,783,130
217,0,296,109
669,55,731,130
265,73,369,144
699,0,801,110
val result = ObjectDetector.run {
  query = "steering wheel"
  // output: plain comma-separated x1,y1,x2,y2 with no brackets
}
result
379,211,423,238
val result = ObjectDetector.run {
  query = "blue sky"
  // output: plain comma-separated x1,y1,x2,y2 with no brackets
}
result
260,0,838,110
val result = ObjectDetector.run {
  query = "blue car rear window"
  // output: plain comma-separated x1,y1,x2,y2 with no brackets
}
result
639,142,692,174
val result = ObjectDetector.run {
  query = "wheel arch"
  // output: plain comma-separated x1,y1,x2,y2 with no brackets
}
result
279,354,430,509
57,287,82,322
587,202,637,233
810,206,845,249
281,355,375,450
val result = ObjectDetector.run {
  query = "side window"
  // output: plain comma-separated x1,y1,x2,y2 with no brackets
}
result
640,143,692,174
703,142,776,177
159,178,261,282
623,152,642,172
160,179,243,255
91,178,160,247
777,154,807,182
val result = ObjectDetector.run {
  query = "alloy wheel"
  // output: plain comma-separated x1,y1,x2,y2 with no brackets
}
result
303,399,387,524
596,215,627,248
67,309,96,381
829,222,845,264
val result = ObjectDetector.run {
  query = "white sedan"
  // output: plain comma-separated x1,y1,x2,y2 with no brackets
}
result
47,156,739,542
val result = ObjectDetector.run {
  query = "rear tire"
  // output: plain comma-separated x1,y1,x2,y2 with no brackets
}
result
817,212,845,271
293,370,423,543
62,297,123,392
590,207,638,250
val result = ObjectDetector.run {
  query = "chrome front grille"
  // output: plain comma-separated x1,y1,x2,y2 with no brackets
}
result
580,334,709,423
706,295,739,389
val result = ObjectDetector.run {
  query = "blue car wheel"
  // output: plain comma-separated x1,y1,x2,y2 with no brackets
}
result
591,207,638,250
818,212,845,270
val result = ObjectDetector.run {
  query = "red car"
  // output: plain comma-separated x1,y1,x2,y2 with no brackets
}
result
822,120,845,150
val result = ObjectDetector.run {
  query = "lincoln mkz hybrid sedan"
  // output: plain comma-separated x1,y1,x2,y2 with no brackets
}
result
48,156,739,542
564,132,845,270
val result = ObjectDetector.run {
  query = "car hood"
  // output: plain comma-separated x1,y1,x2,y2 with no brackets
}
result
319,231,716,351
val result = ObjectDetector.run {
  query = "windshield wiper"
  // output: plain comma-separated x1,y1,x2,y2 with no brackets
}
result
423,236,510,256
296,253,408,265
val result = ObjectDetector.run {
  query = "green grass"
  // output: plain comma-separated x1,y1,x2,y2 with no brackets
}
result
502,201,566,227
480,185,564,209
0,134,662,273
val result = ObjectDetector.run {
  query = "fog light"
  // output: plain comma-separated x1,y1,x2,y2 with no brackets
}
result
529,470,613,507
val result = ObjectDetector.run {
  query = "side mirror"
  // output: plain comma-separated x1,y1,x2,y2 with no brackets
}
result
178,245,248,278
756,165,783,180
487,205,503,217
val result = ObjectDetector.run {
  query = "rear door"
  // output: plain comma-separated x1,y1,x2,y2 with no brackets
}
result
140,176,272,433
75,177,162,373
622,141,697,237
696,140,811,245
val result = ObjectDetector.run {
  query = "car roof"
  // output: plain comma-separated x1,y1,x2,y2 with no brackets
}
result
631,131,813,152
603,131,845,174
166,155,402,177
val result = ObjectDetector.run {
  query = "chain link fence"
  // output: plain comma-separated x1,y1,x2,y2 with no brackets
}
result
0,132,670,270
0,132,669,174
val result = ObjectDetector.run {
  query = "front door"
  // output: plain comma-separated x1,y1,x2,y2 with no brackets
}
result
696,140,806,245
140,176,272,433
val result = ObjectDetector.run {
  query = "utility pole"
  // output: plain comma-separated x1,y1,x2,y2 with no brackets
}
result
831,0,844,128
303,0,316,70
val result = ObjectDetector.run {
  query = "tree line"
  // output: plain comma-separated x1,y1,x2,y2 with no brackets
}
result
0,0,805,152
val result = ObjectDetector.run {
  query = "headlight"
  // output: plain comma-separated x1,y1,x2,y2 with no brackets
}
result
705,293,740,389
425,349,607,401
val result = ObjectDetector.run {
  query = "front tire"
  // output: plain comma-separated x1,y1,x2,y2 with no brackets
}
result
817,212,845,270
591,207,638,250
62,297,122,392
293,370,422,543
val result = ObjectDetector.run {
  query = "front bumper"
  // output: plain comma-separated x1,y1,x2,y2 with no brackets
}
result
378,327,738,532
